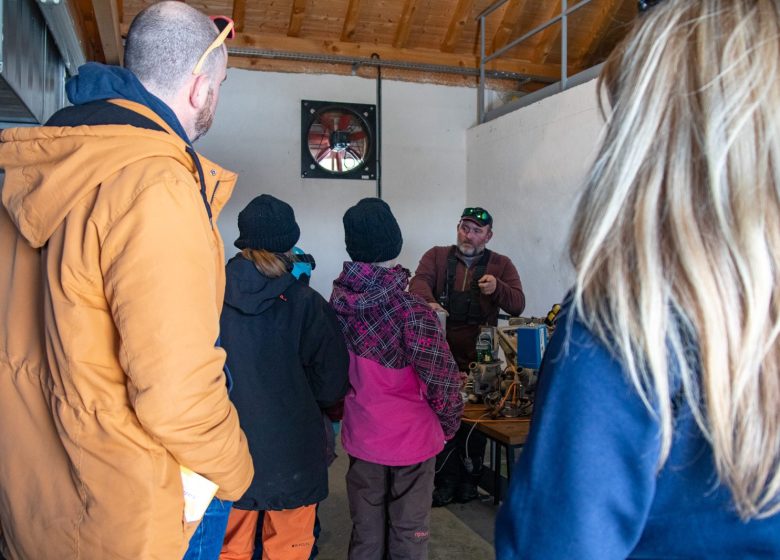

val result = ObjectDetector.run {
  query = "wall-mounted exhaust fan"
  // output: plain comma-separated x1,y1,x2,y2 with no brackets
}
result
301,100,377,180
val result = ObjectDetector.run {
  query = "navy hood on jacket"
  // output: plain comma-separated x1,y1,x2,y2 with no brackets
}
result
224,255,296,315
66,62,191,145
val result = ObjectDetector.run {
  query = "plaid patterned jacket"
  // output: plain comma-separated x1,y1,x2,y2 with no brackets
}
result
330,262,463,438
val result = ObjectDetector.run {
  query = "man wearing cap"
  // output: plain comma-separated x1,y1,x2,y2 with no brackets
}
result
409,206,525,506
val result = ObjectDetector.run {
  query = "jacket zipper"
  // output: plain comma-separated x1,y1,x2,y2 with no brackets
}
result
210,180,220,207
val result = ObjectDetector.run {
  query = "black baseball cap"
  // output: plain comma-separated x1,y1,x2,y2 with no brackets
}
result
460,207,493,227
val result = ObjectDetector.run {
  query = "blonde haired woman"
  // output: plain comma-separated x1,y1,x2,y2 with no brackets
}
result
495,0,780,557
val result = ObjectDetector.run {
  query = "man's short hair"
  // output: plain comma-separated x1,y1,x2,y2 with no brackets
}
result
124,2,225,97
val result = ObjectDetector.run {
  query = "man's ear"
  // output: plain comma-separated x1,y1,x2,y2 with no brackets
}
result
486,228,493,243
189,73,211,110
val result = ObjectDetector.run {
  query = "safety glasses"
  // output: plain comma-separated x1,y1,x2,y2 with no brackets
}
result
461,207,493,225
192,15,235,76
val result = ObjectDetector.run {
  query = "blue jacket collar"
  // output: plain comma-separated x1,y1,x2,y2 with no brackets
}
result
66,62,192,146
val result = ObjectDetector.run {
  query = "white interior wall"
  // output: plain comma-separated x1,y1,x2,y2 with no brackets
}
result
196,69,475,298
466,80,604,316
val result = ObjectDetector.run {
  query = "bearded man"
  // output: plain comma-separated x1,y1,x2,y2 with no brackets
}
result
409,206,525,506
0,3,252,558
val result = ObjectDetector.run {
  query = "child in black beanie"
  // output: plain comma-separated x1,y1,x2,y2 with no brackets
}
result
330,197,463,560
220,194,349,559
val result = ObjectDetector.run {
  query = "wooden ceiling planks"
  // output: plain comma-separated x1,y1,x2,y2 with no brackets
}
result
107,0,637,89
492,0,529,53
580,0,635,68
440,0,475,53
530,0,562,64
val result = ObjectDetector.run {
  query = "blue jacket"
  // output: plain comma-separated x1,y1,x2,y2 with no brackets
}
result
495,305,780,559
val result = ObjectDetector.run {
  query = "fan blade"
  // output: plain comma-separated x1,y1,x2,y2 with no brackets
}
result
345,146,364,162
308,133,331,148
315,147,333,163
314,116,337,134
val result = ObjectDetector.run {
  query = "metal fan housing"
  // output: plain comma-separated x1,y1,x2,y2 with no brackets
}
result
301,100,377,180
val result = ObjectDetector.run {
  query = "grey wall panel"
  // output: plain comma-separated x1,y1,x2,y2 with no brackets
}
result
0,0,66,123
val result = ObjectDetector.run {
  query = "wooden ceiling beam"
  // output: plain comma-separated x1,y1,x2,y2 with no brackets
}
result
440,0,474,53
287,0,306,37
574,0,622,69
219,29,563,80
91,0,123,64
232,0,247,33
341,0,362,42
531,0,563,64
393,0,419,49
491,0,528,53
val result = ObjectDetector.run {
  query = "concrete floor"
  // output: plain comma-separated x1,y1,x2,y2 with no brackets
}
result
316,440,498,560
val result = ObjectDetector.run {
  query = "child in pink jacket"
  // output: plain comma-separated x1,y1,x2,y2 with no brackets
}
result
329,198,463,560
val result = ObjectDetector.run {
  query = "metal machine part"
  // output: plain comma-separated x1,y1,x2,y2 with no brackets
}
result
467,361,503,398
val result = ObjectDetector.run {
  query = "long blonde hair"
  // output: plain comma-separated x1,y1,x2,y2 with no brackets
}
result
570,0,780,519
241,248,291,278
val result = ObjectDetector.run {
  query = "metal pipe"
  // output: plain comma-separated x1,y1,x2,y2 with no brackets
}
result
476,0,511,20
561,0,568,91
485,0,592,64
227,46,556,83
372,53,382,199
478,15,486,124
486,15,561,63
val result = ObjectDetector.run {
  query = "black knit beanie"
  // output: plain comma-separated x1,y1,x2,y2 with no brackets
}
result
343,198,403,263
234,194,300,252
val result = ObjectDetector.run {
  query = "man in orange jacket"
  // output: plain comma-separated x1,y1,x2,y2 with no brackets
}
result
0,3,252,559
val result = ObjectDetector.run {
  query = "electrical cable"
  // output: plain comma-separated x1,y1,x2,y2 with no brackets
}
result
463,411,491,473
434,446,458,475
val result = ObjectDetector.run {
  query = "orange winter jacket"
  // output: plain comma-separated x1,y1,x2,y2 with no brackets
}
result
0,100,253,560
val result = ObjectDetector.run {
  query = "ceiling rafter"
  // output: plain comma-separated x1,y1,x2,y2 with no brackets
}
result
530,0,563,64
440,0,474,53
574,0,622,69
72,0,104,61
91,0,123,64
232,0,247,33
393,0,419,49
287,0,307,37
491,0,528,54
341,0,362,42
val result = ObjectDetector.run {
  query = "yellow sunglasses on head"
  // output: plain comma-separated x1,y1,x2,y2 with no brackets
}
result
193,15,235,76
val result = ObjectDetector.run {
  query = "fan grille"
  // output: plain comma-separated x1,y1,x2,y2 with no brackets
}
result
301,101,377,180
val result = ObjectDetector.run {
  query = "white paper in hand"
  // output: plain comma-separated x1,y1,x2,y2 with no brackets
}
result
180,466,219,522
